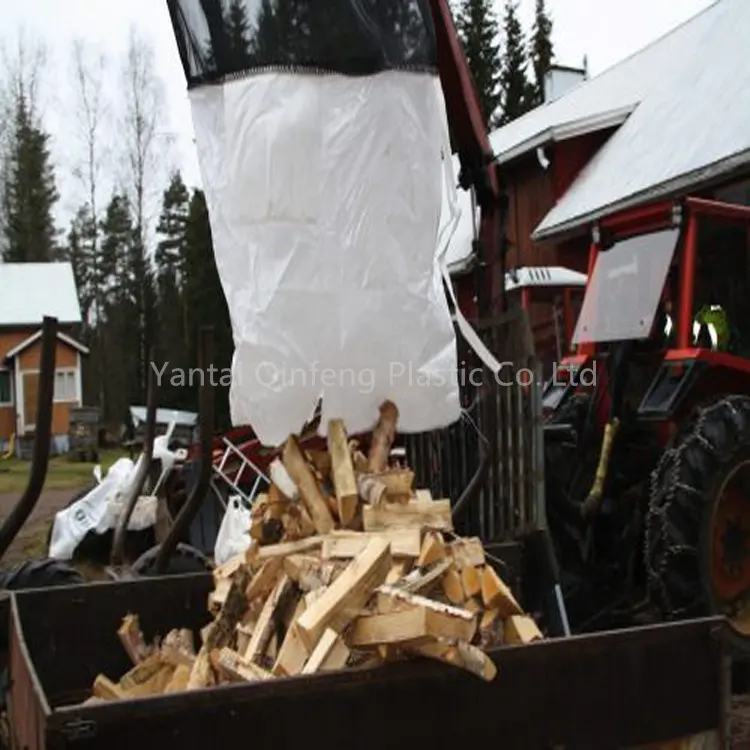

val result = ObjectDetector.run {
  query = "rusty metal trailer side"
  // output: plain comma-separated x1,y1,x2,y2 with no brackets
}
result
7,573,729,750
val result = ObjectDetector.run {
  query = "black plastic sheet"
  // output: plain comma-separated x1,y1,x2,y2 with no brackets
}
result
166,0,437,87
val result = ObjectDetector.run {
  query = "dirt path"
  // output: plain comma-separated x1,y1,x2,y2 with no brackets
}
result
0,487,83,566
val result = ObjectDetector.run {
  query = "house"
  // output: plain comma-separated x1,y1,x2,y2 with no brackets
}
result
447,0,750,338
0,262,89,455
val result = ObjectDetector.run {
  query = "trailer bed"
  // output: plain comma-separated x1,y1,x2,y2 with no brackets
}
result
5,573,729,750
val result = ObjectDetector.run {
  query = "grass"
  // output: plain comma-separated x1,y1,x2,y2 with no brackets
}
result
0,448,130,494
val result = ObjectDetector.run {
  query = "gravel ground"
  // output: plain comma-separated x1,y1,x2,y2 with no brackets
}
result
0,487,83,565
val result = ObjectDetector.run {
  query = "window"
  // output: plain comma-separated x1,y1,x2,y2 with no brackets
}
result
0,370,11,405
54,370,78,402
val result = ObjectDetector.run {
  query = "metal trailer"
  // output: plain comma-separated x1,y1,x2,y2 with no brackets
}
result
4,574,729,749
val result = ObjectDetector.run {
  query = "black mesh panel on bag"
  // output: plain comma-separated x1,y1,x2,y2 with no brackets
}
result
166,0,437,87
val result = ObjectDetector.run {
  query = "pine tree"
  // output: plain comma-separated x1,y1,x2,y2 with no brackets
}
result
454,0,502,127
155,171,191,409
65,204,98,326
2,92,59,262
529,0,554,105
226,0,254,69
182,189,233,428
498,0,532,125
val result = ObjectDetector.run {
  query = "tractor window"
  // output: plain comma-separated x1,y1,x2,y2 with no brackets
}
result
572,228,679,345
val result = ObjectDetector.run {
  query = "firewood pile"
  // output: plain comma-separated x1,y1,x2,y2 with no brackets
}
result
87,401,542,703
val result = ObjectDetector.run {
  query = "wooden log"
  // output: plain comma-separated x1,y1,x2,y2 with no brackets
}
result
447,537,485,568
283,436,335,534
442,566,466,605
480,565,523,617
118,653,164,691
368,401,399,472
117,613,150,665
328,419,359,527
504,615,543,645
164,664,191,693
92,675,127,701
243,574,293,663
212,648,274,683
408,639,497,681
321,528,422,560
273,618,310,677
371,469,414,502
245,558,283,602
363,499,453,533
296,537,392,651
212,555,245,585
124,665,175,698
356,474,387,505
415,489,433,503
283,554,338,592
301,628,350,674
417,532,446,568
256,536,324,560
397,558,452,595
367,586,477,644
461,566,482,599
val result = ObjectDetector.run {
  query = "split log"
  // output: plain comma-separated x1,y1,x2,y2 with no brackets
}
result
296,537,392,651
480,565,523,617
447,537,485,568
363,499,453,533
441,565,465,605
321,529,422,560
408,639,497,681
328,419,359,527
356,474,387,505
283,436,335,534
244,574,293,663
256,536,324,560
396,558,452,595
164,664,191,693
212,648,273,682
93,675,127,701
301,628,350,674
368,401,399,472
246,558,284,602
504,615,543,645
461,566,482,599
417,532,446,568
117,614,151,665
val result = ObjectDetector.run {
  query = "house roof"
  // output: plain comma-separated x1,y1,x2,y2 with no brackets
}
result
0,262,82,326
4,330,90,360
481,0,750,242
534,0,750,240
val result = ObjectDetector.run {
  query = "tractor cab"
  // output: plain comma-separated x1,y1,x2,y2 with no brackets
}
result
542,195,750,643
504,266,586,381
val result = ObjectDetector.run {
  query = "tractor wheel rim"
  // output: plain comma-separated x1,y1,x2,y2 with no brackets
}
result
711,459,750,634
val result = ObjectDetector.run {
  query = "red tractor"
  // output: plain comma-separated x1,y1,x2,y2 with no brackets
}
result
543,196,750,649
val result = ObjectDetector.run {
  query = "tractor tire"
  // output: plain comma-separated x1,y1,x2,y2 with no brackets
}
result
0,558,85,590
130,543,213,577
646,395,750,652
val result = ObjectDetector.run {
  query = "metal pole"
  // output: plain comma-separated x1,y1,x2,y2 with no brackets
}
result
153,326,214,574
110,349,158,567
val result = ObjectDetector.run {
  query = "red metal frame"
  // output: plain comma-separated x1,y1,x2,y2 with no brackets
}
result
685,196,750,222
665,348,750,376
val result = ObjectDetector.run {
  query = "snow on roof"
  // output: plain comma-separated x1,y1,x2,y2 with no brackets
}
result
535,0,750,238
0,262,82,326
505,267,587,291
489,2,720,169
526,0,750,240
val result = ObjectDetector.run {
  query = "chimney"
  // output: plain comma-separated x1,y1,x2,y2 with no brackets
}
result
543,64,587,103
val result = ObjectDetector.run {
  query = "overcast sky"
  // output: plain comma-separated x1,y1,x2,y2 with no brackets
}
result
1,0,716,222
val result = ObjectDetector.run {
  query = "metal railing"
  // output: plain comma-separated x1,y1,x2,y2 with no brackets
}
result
406,308,544,544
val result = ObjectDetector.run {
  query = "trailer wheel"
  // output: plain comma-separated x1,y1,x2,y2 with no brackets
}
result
646,395,750,652
0,558,85,590
130,543,213,576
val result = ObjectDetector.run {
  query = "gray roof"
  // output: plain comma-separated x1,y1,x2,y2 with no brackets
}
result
0,262,82,326
488,0,750,240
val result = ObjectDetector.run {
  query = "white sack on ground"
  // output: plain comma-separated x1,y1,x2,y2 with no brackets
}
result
189,72,460,446
48,457,157,561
